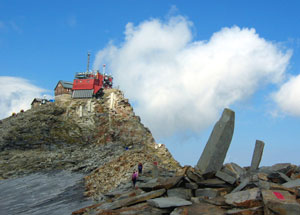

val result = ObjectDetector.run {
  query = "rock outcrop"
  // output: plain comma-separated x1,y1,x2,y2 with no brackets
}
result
0,88,180,189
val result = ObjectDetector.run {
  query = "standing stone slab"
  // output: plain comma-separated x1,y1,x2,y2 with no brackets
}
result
196,108,235,175
250,140,265,171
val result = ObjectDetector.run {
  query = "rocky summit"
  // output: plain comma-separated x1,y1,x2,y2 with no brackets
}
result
1,89,300,215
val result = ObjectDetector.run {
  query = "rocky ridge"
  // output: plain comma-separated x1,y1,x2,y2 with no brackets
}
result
0,88,180,184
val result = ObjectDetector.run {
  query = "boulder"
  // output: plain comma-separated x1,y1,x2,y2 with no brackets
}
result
225,188,262,208
138,176,182,191
98,188,166,210
282,179,300,188
250,140,265,171
224,162,246,179
97,202,172,215
261,189,300,215
226,206,263,215
267,172,291,184
197,178,228,188
196,108,235,175
170,202,225,215
186,167,203,183
195,188,220,198
147,197,192,208
167,188,192,200
216,170,236,184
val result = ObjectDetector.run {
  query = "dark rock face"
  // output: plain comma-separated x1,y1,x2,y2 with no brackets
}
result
0,171,93,215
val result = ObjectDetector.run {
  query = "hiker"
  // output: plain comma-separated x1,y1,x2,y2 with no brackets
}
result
138,163,143,174
132,171,138,188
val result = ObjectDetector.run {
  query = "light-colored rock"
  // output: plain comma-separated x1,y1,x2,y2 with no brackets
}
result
195,188,220,198
225,188,262,208
98,188,166,210
147,197,192,208
262,189,300,215
226,206,263,215
170,202,225,215
167,188,192,200
196,108,235,175
250,140,265,171
282,179,300,188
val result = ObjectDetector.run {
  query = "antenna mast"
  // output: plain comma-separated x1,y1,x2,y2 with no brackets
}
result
86,52,90,73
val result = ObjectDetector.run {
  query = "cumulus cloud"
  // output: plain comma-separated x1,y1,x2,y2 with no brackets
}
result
93,16,291,138
272,74,300,116
0,76,49,119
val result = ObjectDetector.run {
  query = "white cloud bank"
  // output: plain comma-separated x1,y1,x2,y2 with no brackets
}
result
273,74,300,116
93,16,292,138
0,76,48,119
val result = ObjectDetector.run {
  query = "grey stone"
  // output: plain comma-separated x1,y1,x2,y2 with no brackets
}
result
259,163,293,174
99,188,166,210
215,170,236,184
282,179,300,188
223,163,246,180
230,177,250,193
267,172,290,184
225,188,262,208
226,207,263,215
167,188,193,200
195,188,220,198
250,140,265,171
186,167,203,183
262,189,300,215
196,108,235,175
197,178,228,188
185,182,198,190
147,197,192,208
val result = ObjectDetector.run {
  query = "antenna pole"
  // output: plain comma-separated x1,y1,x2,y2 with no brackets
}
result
87,52,90,73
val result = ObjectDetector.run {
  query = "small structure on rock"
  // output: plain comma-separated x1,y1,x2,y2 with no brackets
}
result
31,98,50,108
54,80,73,97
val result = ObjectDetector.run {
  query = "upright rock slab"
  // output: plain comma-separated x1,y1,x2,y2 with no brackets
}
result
250,140,265,171
196,108,235,175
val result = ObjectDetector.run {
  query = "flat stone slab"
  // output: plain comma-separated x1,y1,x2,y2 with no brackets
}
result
98,188,166,210
197,178,228,188
282,179,300,188
195,188,221,198
196,108,235,175
147,197,192,208
138,176,182,191
262,189,300,215
170,202,225,215
167,188,192,200
225,188,262,208
226,206,263,215
216,170,236,184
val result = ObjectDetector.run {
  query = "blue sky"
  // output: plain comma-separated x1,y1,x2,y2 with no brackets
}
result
1,1,300,167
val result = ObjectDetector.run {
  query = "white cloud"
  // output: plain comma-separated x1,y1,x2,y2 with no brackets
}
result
0,76,49,119
93,16,291,138
272,74,300,116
